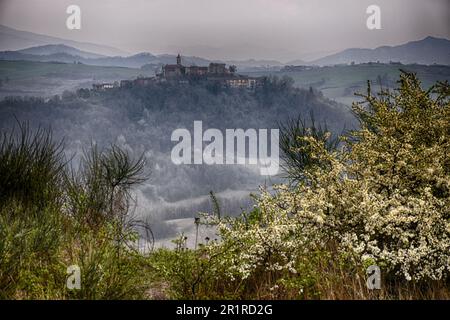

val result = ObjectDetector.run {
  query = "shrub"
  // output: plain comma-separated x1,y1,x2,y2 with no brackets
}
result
200,73,449,299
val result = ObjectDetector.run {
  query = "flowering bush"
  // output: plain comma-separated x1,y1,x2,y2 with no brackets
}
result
205,73,449,283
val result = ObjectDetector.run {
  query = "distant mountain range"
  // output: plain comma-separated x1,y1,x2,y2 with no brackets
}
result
0,24,128,56
0,46,212,69
0,44,284,71
17,44,106,59
0,24,448,69
310,36,450,66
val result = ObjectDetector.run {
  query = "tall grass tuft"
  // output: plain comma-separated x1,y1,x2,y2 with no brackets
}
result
0,123,152,299
0,122,65,209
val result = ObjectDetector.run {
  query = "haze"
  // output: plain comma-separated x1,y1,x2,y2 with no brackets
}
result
0,0,449,61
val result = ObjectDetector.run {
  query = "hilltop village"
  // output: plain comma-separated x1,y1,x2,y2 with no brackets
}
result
93,54,261,91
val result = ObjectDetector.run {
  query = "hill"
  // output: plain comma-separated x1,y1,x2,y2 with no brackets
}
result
310,36,450,66
249,63,450,105
0,60,151,98
17,44,106,59
0,24,127,56
0,44,284,71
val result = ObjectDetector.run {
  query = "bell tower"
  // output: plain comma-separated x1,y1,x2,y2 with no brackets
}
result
176,54,181,66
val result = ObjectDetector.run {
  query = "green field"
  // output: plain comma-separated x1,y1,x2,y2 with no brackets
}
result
0,60,150,80
0,60,152,98
249,63,450,105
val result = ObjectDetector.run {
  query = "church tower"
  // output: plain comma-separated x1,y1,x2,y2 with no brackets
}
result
176,54,181,66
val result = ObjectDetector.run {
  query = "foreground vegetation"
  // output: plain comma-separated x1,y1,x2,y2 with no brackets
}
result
0,127,152,299
0,72,448,299
148,72,449,299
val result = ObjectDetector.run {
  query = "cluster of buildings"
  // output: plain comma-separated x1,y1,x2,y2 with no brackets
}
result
93,54,261,91
161,54,234,78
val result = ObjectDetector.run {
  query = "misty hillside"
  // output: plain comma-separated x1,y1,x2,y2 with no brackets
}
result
0,78,355,241
0,24,127,56
0,49,154,68
0,49,210,68
0,44,284,71
17,44,106,59
0,25,285,70
250,63,450,105
310,36,450,66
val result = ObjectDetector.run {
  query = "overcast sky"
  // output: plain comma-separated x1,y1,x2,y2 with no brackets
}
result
0,0,449,61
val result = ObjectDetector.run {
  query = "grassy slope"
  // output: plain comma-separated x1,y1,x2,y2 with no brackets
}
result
0,60,152,97
0,60,149,80
249,64,450,105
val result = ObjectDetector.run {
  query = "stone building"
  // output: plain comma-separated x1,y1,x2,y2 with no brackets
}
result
208,63,228,75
